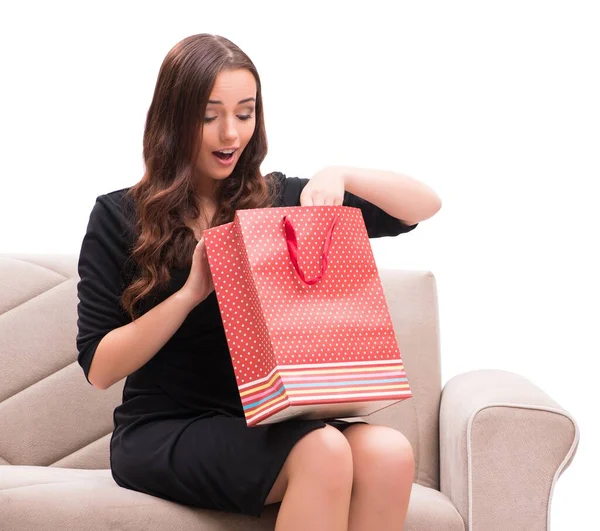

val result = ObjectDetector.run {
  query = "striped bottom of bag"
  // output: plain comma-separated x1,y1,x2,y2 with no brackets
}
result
238,360,412,427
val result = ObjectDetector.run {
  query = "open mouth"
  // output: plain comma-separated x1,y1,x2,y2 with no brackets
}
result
213,150,236,161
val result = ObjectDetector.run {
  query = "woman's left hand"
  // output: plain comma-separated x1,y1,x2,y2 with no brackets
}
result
299,167,346,206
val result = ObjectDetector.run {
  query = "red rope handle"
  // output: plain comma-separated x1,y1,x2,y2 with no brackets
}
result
283,214,340,286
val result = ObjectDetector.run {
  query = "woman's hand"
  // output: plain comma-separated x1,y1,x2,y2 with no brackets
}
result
299,167,346,206
179,237,215,309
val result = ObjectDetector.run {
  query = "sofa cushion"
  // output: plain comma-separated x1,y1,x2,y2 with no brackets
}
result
0,466,464,530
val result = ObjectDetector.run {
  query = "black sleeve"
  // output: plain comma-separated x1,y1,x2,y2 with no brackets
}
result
273,171,419,238
76,194,133,385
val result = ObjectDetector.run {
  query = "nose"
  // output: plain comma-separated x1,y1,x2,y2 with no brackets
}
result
219,115,239,145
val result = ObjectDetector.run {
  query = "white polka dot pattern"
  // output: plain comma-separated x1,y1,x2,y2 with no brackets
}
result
204,205,412,426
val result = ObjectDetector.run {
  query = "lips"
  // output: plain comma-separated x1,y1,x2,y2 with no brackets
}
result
213,151,234,160
212,150,236,166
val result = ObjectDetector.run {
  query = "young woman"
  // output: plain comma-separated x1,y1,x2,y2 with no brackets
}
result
76,33,439,531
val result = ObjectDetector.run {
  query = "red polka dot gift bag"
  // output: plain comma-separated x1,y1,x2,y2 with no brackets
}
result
203,205,412,427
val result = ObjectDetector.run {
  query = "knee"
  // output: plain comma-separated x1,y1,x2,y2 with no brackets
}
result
286,425,353,492
348,426,415,488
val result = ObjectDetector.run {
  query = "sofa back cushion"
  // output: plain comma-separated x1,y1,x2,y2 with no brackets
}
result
0,255,442,490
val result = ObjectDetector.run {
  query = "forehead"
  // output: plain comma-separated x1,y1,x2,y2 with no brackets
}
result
207,69,257,106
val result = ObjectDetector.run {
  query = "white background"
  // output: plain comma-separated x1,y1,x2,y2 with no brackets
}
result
1,1,598,528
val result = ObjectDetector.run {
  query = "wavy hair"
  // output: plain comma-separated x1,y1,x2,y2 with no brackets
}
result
121,34,282,320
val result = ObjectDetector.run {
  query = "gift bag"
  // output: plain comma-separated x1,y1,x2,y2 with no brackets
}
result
203,205,412,427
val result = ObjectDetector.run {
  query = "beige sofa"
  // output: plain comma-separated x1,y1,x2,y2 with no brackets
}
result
0,254,579,530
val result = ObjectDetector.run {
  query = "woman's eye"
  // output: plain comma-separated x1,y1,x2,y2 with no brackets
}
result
204,114,254,123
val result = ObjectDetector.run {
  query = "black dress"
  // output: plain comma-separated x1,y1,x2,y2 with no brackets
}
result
75,171,418,518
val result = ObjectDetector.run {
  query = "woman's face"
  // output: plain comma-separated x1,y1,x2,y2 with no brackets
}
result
194,68,257,199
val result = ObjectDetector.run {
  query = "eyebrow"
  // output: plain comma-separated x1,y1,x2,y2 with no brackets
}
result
207,97,256,105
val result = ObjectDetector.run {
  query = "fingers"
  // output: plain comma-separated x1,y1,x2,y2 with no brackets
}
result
195,237,206,254
300,195,313,207
303,197,343,206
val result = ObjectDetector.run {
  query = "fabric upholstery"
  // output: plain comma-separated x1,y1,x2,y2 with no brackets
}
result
0,254,579,530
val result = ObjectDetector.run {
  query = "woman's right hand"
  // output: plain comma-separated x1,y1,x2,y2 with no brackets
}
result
179,237,215,309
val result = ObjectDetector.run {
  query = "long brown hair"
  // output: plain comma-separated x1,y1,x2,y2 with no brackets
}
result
121,34,281,320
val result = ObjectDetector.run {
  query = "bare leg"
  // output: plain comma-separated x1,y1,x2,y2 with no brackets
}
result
265,425,354,531
342,424,414,531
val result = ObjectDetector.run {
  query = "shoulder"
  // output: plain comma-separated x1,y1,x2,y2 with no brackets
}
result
94,187,133,218
86,186,137,240
96,186,134,214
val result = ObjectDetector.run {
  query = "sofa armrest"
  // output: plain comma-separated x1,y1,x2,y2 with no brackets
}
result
439,369,579,531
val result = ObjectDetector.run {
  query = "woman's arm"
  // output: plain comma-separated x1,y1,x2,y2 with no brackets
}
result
325,166,442,225
89,289,200,390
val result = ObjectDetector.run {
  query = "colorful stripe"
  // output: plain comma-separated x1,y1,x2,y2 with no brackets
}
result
246,390,412,427
279,370,404,382
241,362,411,425
238,359,404,390
239,363,406,396
241,379,409,407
